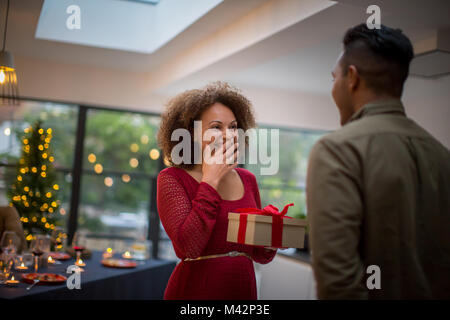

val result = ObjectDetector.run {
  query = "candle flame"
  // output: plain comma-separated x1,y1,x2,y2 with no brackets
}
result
107,248,113,253
11,276,15,281
21,262,25,267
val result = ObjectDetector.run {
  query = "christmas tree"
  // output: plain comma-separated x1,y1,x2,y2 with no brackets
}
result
8,120,60,242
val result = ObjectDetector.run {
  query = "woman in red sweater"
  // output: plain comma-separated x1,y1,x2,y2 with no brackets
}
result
156,82,277,300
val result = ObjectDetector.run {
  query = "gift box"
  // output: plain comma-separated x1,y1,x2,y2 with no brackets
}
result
226,203,307,248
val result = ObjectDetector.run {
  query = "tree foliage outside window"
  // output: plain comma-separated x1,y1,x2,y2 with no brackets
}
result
245,127,326,219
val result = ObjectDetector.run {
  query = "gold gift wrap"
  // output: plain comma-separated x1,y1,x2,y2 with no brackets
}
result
226,212,308,248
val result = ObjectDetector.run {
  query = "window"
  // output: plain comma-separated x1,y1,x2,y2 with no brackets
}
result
78,109,161,250
245,126,326,218
1,99,325,260
0,100,165,257
0,101,78,230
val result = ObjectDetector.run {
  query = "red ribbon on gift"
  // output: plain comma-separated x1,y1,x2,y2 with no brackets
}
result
234,203,294,247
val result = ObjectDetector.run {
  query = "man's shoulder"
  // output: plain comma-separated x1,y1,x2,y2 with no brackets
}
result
320,113,434,146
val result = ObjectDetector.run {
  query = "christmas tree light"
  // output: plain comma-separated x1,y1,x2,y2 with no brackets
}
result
7,121,60,241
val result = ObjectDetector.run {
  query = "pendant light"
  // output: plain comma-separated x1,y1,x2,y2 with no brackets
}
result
0,0,19,105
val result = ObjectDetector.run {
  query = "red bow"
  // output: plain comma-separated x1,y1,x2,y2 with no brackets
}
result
234,203,294,247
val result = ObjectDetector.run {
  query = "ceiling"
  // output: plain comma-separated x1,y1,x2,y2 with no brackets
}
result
3,0,450,97
220,0,450,95
6,0,271,72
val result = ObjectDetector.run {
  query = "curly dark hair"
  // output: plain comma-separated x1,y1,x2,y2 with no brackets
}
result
157,81,256,169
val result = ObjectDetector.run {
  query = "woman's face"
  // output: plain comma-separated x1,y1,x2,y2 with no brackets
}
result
198,102,238,156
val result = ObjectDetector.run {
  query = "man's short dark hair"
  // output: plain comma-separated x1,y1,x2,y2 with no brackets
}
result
342,23,414,97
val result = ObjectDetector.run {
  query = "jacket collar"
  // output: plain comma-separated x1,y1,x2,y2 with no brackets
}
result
347,98,406,124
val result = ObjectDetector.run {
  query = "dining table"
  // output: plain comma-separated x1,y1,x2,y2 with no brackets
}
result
0,250,176,300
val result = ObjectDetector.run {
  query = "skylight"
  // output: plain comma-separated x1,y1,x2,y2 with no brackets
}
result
35,0,223,54
120,0,160,4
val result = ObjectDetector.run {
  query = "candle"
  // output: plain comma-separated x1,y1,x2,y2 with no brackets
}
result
103,247,113,259
16,262,28,271
48,256,55,264
122,251,132,259
6,275,19,287
75,258,86,267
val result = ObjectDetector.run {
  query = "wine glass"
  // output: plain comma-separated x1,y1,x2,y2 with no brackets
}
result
29,235,50,272
72,232,87,264
1,231,19,256
0,255,13,284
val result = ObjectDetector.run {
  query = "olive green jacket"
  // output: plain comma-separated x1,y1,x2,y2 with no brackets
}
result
306,99,450,299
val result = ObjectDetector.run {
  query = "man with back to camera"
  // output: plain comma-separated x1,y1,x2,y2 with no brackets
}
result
306,23,450,299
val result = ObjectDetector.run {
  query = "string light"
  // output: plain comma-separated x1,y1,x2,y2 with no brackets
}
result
121,174,131,183
88,153,96,163
104,177,113,187
4,127,10,136
94,163,103,174
149,149,160,160
141,134,149,144
129,158,139,168
130,143,139,153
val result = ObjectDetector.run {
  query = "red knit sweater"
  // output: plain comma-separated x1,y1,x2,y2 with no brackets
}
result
157,167,276,299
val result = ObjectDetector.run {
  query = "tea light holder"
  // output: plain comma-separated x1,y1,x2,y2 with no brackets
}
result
47,256,55,264
102,248,114,259
75,258,86,267
6,275,19,287
15,262,28,271
122,251,132,259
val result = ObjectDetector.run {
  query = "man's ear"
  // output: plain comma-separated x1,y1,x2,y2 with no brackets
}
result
347,65,360,92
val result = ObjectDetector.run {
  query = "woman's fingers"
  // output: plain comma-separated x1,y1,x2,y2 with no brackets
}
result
225,143,238,164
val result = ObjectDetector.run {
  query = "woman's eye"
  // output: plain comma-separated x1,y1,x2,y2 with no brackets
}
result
230,125,238,130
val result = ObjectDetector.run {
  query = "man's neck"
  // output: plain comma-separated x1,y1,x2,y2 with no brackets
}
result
352,92,399,114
